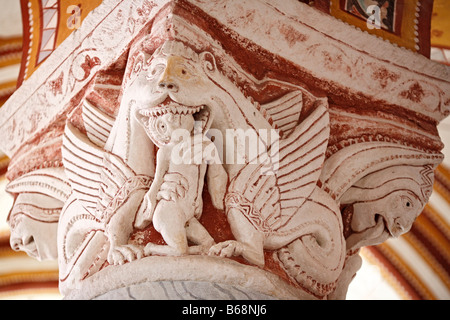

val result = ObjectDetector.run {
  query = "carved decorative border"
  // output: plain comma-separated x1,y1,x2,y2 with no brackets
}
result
0,0,448,158
0,0,162,157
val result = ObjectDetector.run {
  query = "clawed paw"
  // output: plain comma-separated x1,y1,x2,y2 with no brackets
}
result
208,240,242,258
107,244,144,265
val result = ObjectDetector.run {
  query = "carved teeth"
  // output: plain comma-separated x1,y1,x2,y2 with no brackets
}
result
142,104,204,117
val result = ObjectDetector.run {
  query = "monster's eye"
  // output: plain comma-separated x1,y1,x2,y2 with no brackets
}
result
400,195,414,209
177,63,192,78
158,121,167,132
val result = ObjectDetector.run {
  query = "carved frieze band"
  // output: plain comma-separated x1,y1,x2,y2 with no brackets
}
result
1,0,448,300
0,0,448,157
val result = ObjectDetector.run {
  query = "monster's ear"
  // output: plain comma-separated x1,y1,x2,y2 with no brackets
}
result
199,51,217,74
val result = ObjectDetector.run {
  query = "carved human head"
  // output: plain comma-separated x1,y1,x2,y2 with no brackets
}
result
8,193,61,261
342,164,436,249
137,101,212,147
138,105,195,146
5,168,70,261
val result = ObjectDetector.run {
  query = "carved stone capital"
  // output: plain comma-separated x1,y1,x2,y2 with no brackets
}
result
0,0,448,300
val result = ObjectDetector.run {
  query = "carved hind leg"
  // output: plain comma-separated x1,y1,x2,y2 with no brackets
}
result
144,201,188,256
208,208,265,267
185,218,215,254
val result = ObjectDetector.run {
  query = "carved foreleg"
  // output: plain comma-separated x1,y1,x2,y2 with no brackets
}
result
209,207,265,267
106,190,146,265
135,149,169,229
185,218,215,254
207,164,228,210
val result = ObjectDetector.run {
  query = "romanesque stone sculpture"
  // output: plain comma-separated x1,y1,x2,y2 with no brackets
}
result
6,167,71,261
0,0,448,300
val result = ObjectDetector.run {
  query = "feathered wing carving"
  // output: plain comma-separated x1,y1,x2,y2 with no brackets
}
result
260,90,303,139
82,100,115,148
62,122,104,215
62,110,148,221
6,167,72,202
216,98,345,296
60,101,155,287
227,99,331,245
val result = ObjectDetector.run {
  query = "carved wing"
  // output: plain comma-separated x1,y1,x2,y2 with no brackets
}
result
62,122,104,214
95,150,142,217
260,90,303,138
5,167,72,202
227,100,330,235
62,101,141,218
276,101,330,228
82,100,115,148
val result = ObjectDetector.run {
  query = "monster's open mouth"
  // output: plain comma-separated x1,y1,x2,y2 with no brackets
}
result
375,214,391,237
140,100,205,117
139,99,212,134
345,215,390,250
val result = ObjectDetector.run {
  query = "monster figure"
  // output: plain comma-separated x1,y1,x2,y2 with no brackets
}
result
135,103,226,256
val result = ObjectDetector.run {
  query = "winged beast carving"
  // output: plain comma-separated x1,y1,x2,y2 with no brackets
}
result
56,37,353,299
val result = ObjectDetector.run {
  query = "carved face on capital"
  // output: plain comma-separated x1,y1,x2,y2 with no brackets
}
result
137,108,195,147
351,190,423,238
8,193,61,261
342,165,434,250
137,101,211,147
5,167,70,261
131,40,214,112
130,41,215,147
